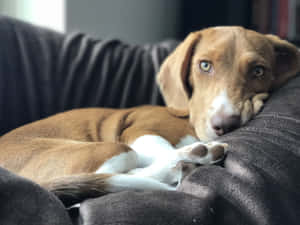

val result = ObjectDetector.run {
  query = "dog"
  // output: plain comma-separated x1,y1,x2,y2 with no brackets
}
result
0,27,299,207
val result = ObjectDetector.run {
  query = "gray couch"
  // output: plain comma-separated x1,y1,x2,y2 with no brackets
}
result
0,16,300,225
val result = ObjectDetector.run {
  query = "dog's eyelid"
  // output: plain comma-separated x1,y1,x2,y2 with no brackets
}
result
254,64,265,70
253,64,271,72
247,61,270,74
248,58,270,69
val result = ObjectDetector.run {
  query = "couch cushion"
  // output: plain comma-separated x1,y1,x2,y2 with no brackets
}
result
0,167,72,225
76,191,215,225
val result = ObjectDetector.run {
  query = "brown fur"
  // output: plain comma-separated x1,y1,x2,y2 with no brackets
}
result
0,106,195,184
43,173,112,207
157,26,300,141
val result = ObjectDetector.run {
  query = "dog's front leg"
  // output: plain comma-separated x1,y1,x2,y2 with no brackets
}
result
129,136,227,186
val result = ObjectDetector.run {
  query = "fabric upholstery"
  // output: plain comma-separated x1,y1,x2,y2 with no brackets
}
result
0,167,72,225
77,191,215,225
0,16,176,136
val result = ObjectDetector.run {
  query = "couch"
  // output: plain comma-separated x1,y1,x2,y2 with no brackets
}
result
0,16,299,225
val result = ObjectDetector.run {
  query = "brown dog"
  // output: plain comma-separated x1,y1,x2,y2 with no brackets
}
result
0,27,299,207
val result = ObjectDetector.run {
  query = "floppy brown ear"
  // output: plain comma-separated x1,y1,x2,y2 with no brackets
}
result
156,31,201,110
266,34,300,90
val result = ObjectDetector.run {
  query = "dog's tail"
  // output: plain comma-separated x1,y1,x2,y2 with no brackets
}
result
42,173,175,207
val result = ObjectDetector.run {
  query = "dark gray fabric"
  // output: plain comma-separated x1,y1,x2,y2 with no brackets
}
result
78,191,214,225
0,16,177,136
0,16,64,135
57,34,173,110
0,167,72,225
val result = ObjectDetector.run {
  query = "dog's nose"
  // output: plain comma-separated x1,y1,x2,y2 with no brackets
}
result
210,114,241,136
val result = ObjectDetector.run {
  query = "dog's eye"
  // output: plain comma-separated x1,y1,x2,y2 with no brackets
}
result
199,61,213,73
252,66,265,78
171,181,179,187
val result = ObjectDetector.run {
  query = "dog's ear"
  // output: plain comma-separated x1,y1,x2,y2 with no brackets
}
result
266,34,300,90
157,31,201,110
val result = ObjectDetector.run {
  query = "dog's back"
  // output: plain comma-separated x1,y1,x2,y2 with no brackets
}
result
0,106,195,183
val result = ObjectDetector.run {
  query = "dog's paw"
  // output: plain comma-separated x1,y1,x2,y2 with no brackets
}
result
177,141,228,165
241,92,269,124
252,93,269,115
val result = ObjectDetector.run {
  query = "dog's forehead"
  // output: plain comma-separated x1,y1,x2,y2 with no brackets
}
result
194,27,273,61
200,27,269,49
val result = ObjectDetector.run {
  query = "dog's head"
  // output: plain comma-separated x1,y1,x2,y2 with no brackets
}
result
157,27,300,141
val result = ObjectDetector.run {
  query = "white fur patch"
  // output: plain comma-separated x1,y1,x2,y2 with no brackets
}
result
210,90,236,116
95,151,137,174
175,135,199,148
130,135,175,167
128,158,180,185
205,90,238,139
106,174,176,192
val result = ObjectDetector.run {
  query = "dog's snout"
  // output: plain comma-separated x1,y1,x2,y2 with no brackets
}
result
210,114,241,136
